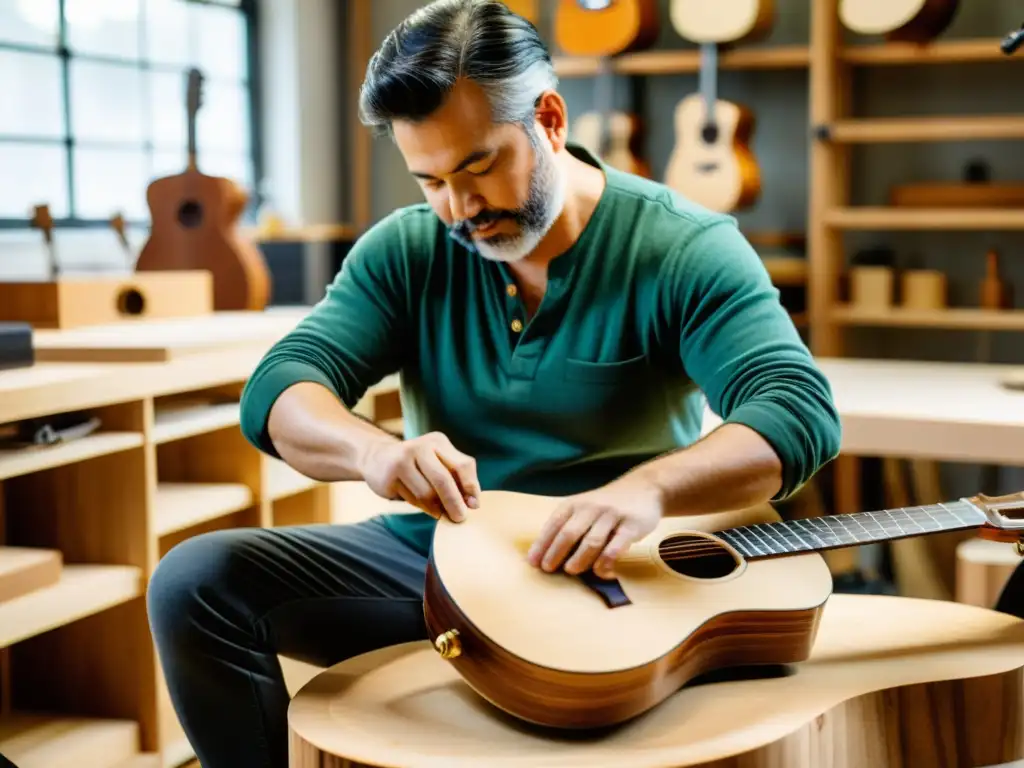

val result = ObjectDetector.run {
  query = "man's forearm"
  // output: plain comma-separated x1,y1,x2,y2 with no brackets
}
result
266,381,399,482
620,423,784,516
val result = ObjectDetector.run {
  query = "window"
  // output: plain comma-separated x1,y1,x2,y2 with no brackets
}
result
0,0,258,228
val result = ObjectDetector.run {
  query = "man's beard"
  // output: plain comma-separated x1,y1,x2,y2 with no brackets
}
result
448,125,567,263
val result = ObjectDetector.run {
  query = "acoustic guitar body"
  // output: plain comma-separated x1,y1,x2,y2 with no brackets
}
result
572,111,651,178
664,93,761,214
136,169,271,311
554,0,659,57
423,491,832,730
669,0,776,45
839,0,959,44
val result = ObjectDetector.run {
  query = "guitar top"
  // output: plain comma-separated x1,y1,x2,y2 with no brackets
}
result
135,68,270,311
571,111,651,178
669,0,775,44
554,0,659,57
839,0,959,43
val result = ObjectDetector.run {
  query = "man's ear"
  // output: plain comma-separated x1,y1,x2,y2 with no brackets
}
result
534,90,568,151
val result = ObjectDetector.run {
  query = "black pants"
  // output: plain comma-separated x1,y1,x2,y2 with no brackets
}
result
147,516,429,768
996,558,1024,619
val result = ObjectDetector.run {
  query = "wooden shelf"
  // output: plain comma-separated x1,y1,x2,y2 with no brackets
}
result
552,45,809,76
0,712,142,768
825,115,1024,143
842,38,1020,66
832,305,1024,331
0,432,143,482
265,458,318,501
0,565,143,649
154,482,254,537
152,401,241,444
825,207,1024,230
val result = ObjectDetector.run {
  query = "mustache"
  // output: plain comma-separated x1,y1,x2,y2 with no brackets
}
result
451,209,521,239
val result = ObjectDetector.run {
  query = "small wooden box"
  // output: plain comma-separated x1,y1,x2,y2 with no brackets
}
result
0,271,213,330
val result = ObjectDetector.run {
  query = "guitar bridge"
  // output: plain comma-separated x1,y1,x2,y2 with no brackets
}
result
696,162,719,174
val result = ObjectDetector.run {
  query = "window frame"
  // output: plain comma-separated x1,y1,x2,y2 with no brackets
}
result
0,0,262,231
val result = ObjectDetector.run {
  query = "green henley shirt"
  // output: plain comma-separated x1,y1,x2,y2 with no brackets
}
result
239,145,842,556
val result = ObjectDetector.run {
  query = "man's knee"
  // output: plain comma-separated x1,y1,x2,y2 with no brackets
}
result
147,528,262,644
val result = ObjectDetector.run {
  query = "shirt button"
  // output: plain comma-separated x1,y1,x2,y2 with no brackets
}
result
510,318,523,333
506,283,517,297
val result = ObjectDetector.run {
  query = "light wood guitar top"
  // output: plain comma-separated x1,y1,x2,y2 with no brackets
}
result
288,593,1024,768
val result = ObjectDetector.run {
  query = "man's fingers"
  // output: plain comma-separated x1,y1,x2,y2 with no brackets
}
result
539,507,601,573
396,463,436,506
437,447,481,508
417,449,470,523
562,511,620,575
395,480,443,520
594,524,637,579
527,504,572,567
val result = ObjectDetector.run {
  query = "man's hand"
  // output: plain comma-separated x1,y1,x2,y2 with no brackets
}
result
526,476,664,579
359,431,481,522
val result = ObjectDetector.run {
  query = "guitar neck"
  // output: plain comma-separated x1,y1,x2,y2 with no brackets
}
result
718,499,987,560
187,118,198,171
699,42,717,112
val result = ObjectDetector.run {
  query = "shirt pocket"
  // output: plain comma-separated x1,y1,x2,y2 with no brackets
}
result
563,353,649,384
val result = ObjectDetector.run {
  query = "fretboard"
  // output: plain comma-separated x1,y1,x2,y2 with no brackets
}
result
718,499,986,560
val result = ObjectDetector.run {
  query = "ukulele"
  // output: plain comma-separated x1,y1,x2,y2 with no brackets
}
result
135,68,271,311
839,0,959,44
663,44,761,212
423,488,1024,729
553,0,659,57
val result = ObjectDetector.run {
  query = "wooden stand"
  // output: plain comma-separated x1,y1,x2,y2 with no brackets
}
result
288,595,1024,768
0,272,213,330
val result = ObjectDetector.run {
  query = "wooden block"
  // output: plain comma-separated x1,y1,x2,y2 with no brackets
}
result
0,272,213,330
956,538,1022,608
0,547,62,603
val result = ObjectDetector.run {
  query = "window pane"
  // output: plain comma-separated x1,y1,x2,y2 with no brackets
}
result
0,143,68,218
197,80,249,155
0,50,65,138
145,0,190,67
69,60,146,143
65,0,142,60
193,2,247,79
201,152,253,192
147,69,188,150
73,147,149,219
0,0,59,46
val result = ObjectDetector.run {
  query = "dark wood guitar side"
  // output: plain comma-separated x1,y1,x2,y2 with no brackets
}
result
554,0,659,57
135,68,270,311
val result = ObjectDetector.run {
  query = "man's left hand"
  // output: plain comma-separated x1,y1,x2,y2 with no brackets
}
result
526,477,664,579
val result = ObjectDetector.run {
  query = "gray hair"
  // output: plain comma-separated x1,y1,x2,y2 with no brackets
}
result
358,0,559,137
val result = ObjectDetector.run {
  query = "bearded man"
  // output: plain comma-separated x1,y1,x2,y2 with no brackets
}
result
146,1,842,765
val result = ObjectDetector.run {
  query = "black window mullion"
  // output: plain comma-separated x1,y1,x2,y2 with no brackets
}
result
57,0,75,218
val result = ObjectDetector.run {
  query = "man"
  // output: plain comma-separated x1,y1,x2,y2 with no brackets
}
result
146,1,842,766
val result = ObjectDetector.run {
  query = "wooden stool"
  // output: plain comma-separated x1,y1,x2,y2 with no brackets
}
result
288,594,1024,768
956,537,1022,608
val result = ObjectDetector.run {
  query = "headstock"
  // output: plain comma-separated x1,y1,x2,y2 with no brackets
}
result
968,491,1024,553
29,203,59,279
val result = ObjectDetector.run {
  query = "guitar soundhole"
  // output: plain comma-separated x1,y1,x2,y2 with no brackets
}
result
701,122,719,144
116,288,146,316
657,534,739,580
177,200,203,228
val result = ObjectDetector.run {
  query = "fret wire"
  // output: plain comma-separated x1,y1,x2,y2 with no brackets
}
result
755,522,796,552
795,518,830,549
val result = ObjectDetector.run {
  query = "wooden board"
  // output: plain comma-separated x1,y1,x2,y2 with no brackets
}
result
0,547,62,603
0,272,213,330
288,594,1024,768
29,307,309,363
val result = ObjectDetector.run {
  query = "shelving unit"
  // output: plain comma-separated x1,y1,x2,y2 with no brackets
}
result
0,324,395,768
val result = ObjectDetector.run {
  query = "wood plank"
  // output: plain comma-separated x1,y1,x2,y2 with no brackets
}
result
152,401,241,444
0,548,62,604
843,37,1020,65
0,713,140,768
0,565,142,649
0,433,143,482
154,483,254,538
831,305,1024,331
827,115,1024,143
553,44,808,77
825,207,1024,229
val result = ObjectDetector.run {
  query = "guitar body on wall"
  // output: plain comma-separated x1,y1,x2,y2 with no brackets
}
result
423,488,1024,731
554,0,659,57
664,45,761,213
135,68,270,311
572,110,651,178
839,0,959,44
669,0,775,45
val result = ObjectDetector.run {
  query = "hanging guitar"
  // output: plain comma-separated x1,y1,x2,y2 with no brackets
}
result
553,0,659,57
135,68,270,311
839,0,959,44
423,488,1024,730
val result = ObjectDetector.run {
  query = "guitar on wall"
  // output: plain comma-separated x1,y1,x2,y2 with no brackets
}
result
135,67,271,311
423,488,1024,730
839,0,959,44
663,1,771,213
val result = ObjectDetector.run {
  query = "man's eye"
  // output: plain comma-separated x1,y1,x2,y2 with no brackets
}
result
469,164,493,176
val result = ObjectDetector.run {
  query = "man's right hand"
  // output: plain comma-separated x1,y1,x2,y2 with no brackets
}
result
358,431,481,522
